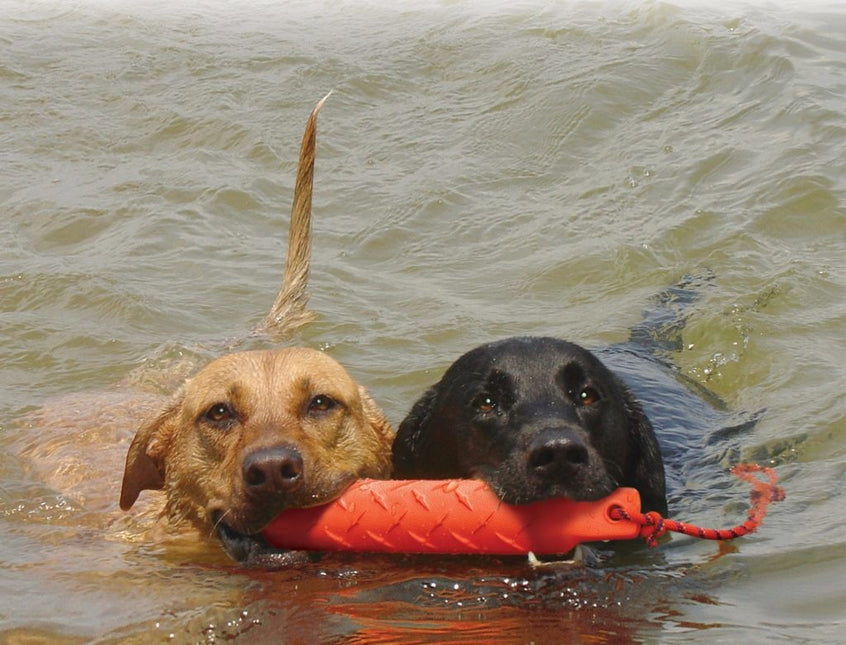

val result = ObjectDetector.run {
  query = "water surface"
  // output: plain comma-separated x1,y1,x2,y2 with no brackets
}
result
1,1,844,642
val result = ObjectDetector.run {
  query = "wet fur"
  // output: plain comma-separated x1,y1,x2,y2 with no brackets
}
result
120,348,392,548
392,336,668,516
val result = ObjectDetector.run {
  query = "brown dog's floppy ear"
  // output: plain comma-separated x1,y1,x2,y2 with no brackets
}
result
119,403,178,511
357,385,395,476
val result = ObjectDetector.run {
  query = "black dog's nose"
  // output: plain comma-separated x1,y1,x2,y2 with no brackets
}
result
242,446,303,494
527,430,589,478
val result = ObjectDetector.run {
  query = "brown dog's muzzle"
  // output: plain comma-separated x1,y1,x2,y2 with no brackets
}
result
242,445,304,498
207,445,311,566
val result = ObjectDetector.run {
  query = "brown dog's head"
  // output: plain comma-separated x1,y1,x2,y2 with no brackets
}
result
120,347,393,563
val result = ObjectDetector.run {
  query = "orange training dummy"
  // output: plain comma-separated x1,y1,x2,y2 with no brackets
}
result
262,479,641,555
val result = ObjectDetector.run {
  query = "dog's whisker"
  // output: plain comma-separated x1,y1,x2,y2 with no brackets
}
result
210,508,234,537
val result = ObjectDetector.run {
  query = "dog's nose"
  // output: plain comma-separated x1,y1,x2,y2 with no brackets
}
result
527,430,589,479
242,446,303,495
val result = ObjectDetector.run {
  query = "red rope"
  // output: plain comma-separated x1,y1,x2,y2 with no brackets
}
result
610,463,786,547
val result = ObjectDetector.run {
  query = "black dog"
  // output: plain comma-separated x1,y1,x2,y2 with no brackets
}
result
392,336,669,516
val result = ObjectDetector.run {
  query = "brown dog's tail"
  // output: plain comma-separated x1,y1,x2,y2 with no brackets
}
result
254,92,330,339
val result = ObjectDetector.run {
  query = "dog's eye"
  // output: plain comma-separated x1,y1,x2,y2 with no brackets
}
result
579,387,600,406
308,394,338,413
203,402,236,425
473,393,497,414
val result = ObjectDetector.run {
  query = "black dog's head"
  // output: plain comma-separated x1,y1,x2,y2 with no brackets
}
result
392,336,667,515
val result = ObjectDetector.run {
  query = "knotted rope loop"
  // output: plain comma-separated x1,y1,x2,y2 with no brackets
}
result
609,463,785,547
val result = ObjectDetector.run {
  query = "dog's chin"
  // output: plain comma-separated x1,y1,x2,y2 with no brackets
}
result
211,511,311,568
208,479,358,567
487,478,617,506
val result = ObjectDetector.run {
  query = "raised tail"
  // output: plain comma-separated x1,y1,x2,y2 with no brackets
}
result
255,92,331,339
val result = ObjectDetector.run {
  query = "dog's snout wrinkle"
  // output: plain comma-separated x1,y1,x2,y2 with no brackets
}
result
242,446,304,494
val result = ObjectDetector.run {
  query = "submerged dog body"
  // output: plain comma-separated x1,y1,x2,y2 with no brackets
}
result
121,347,393,561
392,336,668,516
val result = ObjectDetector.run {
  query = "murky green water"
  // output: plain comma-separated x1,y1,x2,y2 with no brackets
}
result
1,0,844,642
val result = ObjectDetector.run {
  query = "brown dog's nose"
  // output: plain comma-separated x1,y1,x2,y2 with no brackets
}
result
242,446,303,495
527,430,589,479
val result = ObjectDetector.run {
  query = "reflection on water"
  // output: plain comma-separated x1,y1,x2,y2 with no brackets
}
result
2,0,845,642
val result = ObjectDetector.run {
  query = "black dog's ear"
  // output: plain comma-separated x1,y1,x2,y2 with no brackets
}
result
623,392,668,516
391,385,440,478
